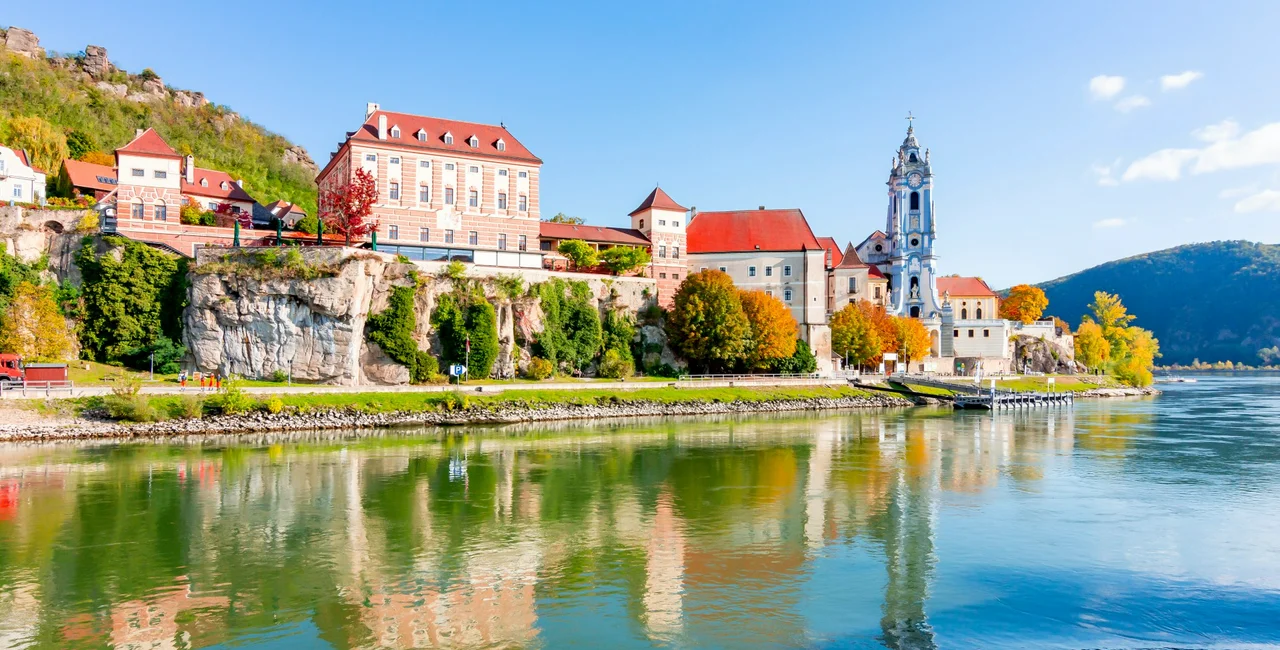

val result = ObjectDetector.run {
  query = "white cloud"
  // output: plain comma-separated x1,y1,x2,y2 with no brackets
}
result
1093,218,1127,229
1160,70,1203,91
1114,95,1151,113
1089,75,1126,100
1121,148,1199,181
1219,185,1257,199
1122,121,1280,182
1233,189,1280,214
1193,119,1241,142
1091,159,1121,186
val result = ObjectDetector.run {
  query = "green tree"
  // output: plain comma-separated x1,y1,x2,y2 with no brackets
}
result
830,302,880,367
771,339,817,374
534,279,603,372
556,239,599,271
546,213,585,224
65,130,96,160
665,270,750,372
2,115,68,177
599,246,651,275
602,309,636,362
367,285,437,382
76,237,187,364
122,336,186,375
0,282,74,361
465,299,499,378
430,292,499,379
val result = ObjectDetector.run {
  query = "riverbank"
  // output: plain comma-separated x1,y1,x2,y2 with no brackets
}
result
0,386,913,442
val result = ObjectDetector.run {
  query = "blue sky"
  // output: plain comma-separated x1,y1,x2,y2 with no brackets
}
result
7,1,1280,287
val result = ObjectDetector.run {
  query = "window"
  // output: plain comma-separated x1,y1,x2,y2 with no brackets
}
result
498,233,507,250
389,182,400,200
468,190,478,207
658,220,666,226
131,168,144,177
976,307,983,319
909,153,918,163
132,202,144,218
541,240,552,251
445,163,455,170
390,156,400,165
365,154,376,162
12,186,20,199
968,329,975,338
658,245,667,258
444,187,454,204
498,192,508,209
874,286,882,299
0,160,4,171
518,195,527,211
954,329,960,338
910,237,920,247
672,247,680,259
221,182,229,190
445,230,454,244
444,133,454,145
469,231,478,245
673,221,680,227
154,170,167,179
518,235,527,251
639,219,644,229
420,227,430,242
417,131,427,142
848,277,857,293
748,266,756,277
155,203,167,221
672,274,679,280
468,136,479,148
961,308,968,319
469,166,479,173
498,169,508,177
874,244,883,252
496,139,506,151
910,191,920,210
388,225,399,239
420,160,430,168
518,171,527,178
784,289,793,302
200,178,208,187
207,202,218,210
390,127,400,138
419,185,430,202
783,265,792,277
765,267,773,277
983,329,990,337
766,290,773,297
718,266,727,273
659,272,667,279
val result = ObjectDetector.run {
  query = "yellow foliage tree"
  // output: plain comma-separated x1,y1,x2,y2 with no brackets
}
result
2,115,69,175
830,302,881,368
1114,327,1160,387
738,289,797,369
0,282,74,361
1087,291,1136,358
1074,320,1110,370
78,150,116,166
999,284,1049,324
858,300,899,365
892,316,933,362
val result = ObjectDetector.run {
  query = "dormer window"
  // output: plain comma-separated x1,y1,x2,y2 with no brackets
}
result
416,129,427,142
467,135,479,148
496,138,506,152
220,181,229,190
390,126,401,138
200,178,208,187
443,132,454,145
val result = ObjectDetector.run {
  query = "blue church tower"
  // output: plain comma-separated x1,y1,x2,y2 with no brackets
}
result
883,116,941,319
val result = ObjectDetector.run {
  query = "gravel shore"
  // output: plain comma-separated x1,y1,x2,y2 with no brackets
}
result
0,393,914,442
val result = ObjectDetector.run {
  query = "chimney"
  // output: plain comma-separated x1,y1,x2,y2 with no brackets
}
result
184,155,194,184
758,205,765,210
377,114,388,140
688,205,697,221
235,179,243,188
365,102,380,119
135,128,144,137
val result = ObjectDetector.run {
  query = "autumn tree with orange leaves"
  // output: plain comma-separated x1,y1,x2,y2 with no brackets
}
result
320,167,380,246
893,316,933,362
738,289,797,369
999,284,1049,324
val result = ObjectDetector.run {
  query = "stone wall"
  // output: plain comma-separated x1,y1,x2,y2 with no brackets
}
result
0,206,91,268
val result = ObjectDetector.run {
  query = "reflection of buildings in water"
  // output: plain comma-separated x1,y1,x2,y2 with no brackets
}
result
0,579,40,649
643,491,686,641
108,577,229,650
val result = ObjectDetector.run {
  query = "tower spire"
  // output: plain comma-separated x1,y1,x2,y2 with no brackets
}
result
905,111,915,134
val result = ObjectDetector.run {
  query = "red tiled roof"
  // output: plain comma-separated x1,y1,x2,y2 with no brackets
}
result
265,200,305,216
539,221,650,246
686,208,821,254
117,128,181,158
816,236,843,268
628,187,687,216
868,265,886,280
350,110,541,164
183,168,255,202
836,244,867,269
936,276,996,297
61,159,118,193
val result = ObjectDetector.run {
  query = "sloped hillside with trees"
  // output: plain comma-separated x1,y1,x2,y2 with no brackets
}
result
1037,241,1280,365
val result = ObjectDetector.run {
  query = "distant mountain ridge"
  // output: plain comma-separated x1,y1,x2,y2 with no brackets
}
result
1035,241,1280,365
0,24,318,216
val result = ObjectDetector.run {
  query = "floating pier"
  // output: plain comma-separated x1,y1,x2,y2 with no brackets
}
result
952,391,1074,410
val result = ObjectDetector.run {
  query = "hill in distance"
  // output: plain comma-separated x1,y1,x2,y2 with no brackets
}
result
0,25,318,216
1035,240,1280,366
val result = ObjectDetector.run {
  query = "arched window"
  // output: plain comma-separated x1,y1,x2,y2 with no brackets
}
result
976,307,983,319
910,306,920,318
639,219,644,229
961,308,968,319
154,201,167,222
910,191,920,210
909,153,918,163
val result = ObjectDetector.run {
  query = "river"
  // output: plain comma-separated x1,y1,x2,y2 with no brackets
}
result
0,376,1278,649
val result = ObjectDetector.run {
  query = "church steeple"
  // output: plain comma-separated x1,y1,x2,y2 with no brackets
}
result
881,115,940,319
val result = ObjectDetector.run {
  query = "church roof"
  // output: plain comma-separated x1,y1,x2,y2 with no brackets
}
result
687,208,821,254
937,276,996,298
628,187,686,216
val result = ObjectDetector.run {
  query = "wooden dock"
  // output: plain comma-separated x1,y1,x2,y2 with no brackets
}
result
952,391,1074,410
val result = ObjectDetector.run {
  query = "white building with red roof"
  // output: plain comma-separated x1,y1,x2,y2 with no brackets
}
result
0,145,47,204
830,243,889,314
316,103,543,269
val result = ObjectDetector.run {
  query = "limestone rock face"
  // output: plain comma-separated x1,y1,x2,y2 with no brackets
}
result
3,27,41,58
359,341,410,385
283,145,318,174
1012,334,1083,375
96,81,127,98
173,90,209,108
82,45,109,77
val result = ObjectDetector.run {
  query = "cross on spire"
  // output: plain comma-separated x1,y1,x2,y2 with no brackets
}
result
905,111,915,132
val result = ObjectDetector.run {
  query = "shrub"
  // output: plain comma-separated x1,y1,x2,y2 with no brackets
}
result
431,292,499,379
395,254,411,264
367,285,437,383
122,336,185,375
533,279,602,371
525,357,554,380
269,369,288,383
76,209,99,232
173,394,204,419
647,363,685,378
103,393,158,422
438,391,469,411
205,377,255,415
263,396,284,414
441,260,467,280
598,349,635,379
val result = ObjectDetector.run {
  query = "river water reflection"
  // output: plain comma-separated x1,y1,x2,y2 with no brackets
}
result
1,376,1279,649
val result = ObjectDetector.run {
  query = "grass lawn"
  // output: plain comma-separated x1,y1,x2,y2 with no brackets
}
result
889,381,958,397
68,361,175,385
941,375,1121,392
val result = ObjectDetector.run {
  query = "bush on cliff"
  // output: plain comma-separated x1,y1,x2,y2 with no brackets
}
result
598,348,635,379
366,285,437,383
431,292,499,379
602,309,636,364
76,237,187,365
525,357,554,380
534,279,602,373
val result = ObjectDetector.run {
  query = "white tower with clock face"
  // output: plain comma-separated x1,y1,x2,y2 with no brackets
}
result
882,117,941,319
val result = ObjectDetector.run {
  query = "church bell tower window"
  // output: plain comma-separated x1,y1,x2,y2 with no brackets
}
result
910,191,920,211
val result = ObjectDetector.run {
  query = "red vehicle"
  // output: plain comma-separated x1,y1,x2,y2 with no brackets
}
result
0,354,69,384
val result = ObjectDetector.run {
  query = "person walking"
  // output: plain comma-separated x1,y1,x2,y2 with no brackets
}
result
179,370,187,391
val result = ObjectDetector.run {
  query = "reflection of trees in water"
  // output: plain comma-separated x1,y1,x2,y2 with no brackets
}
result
0,409,1101,648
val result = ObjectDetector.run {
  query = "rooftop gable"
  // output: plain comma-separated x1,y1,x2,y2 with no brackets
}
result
628,186,687,216
117,128,181,158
